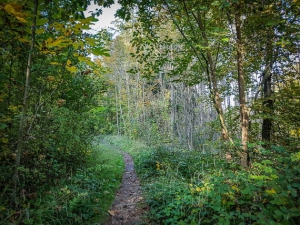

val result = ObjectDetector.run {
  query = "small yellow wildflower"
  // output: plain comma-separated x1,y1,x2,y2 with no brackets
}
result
265,188,276,195
231,185,239,192
156,161,160,170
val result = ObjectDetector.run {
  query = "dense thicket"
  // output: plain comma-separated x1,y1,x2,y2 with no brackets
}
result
0,0,117,223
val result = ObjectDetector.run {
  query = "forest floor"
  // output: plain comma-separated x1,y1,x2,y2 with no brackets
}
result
105,152,148,225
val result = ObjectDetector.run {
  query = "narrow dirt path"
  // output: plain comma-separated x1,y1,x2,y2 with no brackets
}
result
105,152,147,225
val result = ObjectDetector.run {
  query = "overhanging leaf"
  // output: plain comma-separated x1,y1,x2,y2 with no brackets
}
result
36,18,48,26
66,66,77,73
36,28,45,34
4,4,16,15
221,37,229,42
16,16,27,23
91,47,110,56
47,39,64,47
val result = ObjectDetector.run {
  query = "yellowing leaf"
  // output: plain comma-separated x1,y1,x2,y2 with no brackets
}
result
16,16,27,23
57,35,66,40
36,28,45,34
8,105,18,112
66,66,77,73
41,50,50,54
4,4,28,22
85,57,94,66
85,37,96,46
50,62,60,65
47,39,63,47
45,37,53,44
78,56,86,62
265,188,277,195
75,23,83,29
1,138,9,144
231,185,239,192
53,22,64,29
4,4,16,15
47,76,55,81
73,42,80,50
82,16,98,24
18,38,30,43
73,41,83,50
66,59,72,66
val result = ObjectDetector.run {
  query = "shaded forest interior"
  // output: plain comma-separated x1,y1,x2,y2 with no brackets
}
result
0,0,300,224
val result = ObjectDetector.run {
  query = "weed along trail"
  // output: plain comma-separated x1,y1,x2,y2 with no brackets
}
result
105,152,147,225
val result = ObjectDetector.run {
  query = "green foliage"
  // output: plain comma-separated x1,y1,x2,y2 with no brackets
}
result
0,0,118,223
126,140,300,225
0,139,124,225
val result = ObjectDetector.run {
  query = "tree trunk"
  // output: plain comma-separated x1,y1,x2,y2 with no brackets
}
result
14,0,38,205
261,35,274,145
235,6,250,168
195,12,232,144
261,73,273,142
170,83,176,137
165,1,232,145
115,82,120,135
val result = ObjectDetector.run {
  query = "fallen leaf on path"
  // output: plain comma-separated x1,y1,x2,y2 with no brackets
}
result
108,210,115,216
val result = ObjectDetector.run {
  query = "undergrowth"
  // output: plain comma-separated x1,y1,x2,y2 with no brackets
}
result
0,139,124,225
104,135,300,225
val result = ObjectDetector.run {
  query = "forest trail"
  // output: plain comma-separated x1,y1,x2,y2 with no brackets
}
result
105,152,147,225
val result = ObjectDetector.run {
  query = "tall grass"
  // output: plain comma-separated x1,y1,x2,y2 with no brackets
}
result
0,138,124,225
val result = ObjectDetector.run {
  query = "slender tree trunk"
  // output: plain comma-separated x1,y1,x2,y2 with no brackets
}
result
115,83,120,135
165,1,232,145
235,6,250,168
262,36,274,145
142,80,146,124
125,71,130,119
118,86,125,132
170,83,176,137
195,12,232,144
14,0,38,205
261,73,273,142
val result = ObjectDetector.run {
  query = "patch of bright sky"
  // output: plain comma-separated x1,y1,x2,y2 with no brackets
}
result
84,2,121,34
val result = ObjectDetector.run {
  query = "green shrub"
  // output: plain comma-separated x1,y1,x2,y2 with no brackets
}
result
0,139,124,225
132,143,300,225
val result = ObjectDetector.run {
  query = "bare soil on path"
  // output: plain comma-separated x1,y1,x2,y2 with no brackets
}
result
105,152,148,225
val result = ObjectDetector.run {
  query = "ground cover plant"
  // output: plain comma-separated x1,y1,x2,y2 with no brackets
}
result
106,136,300,225
0,139,124,225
